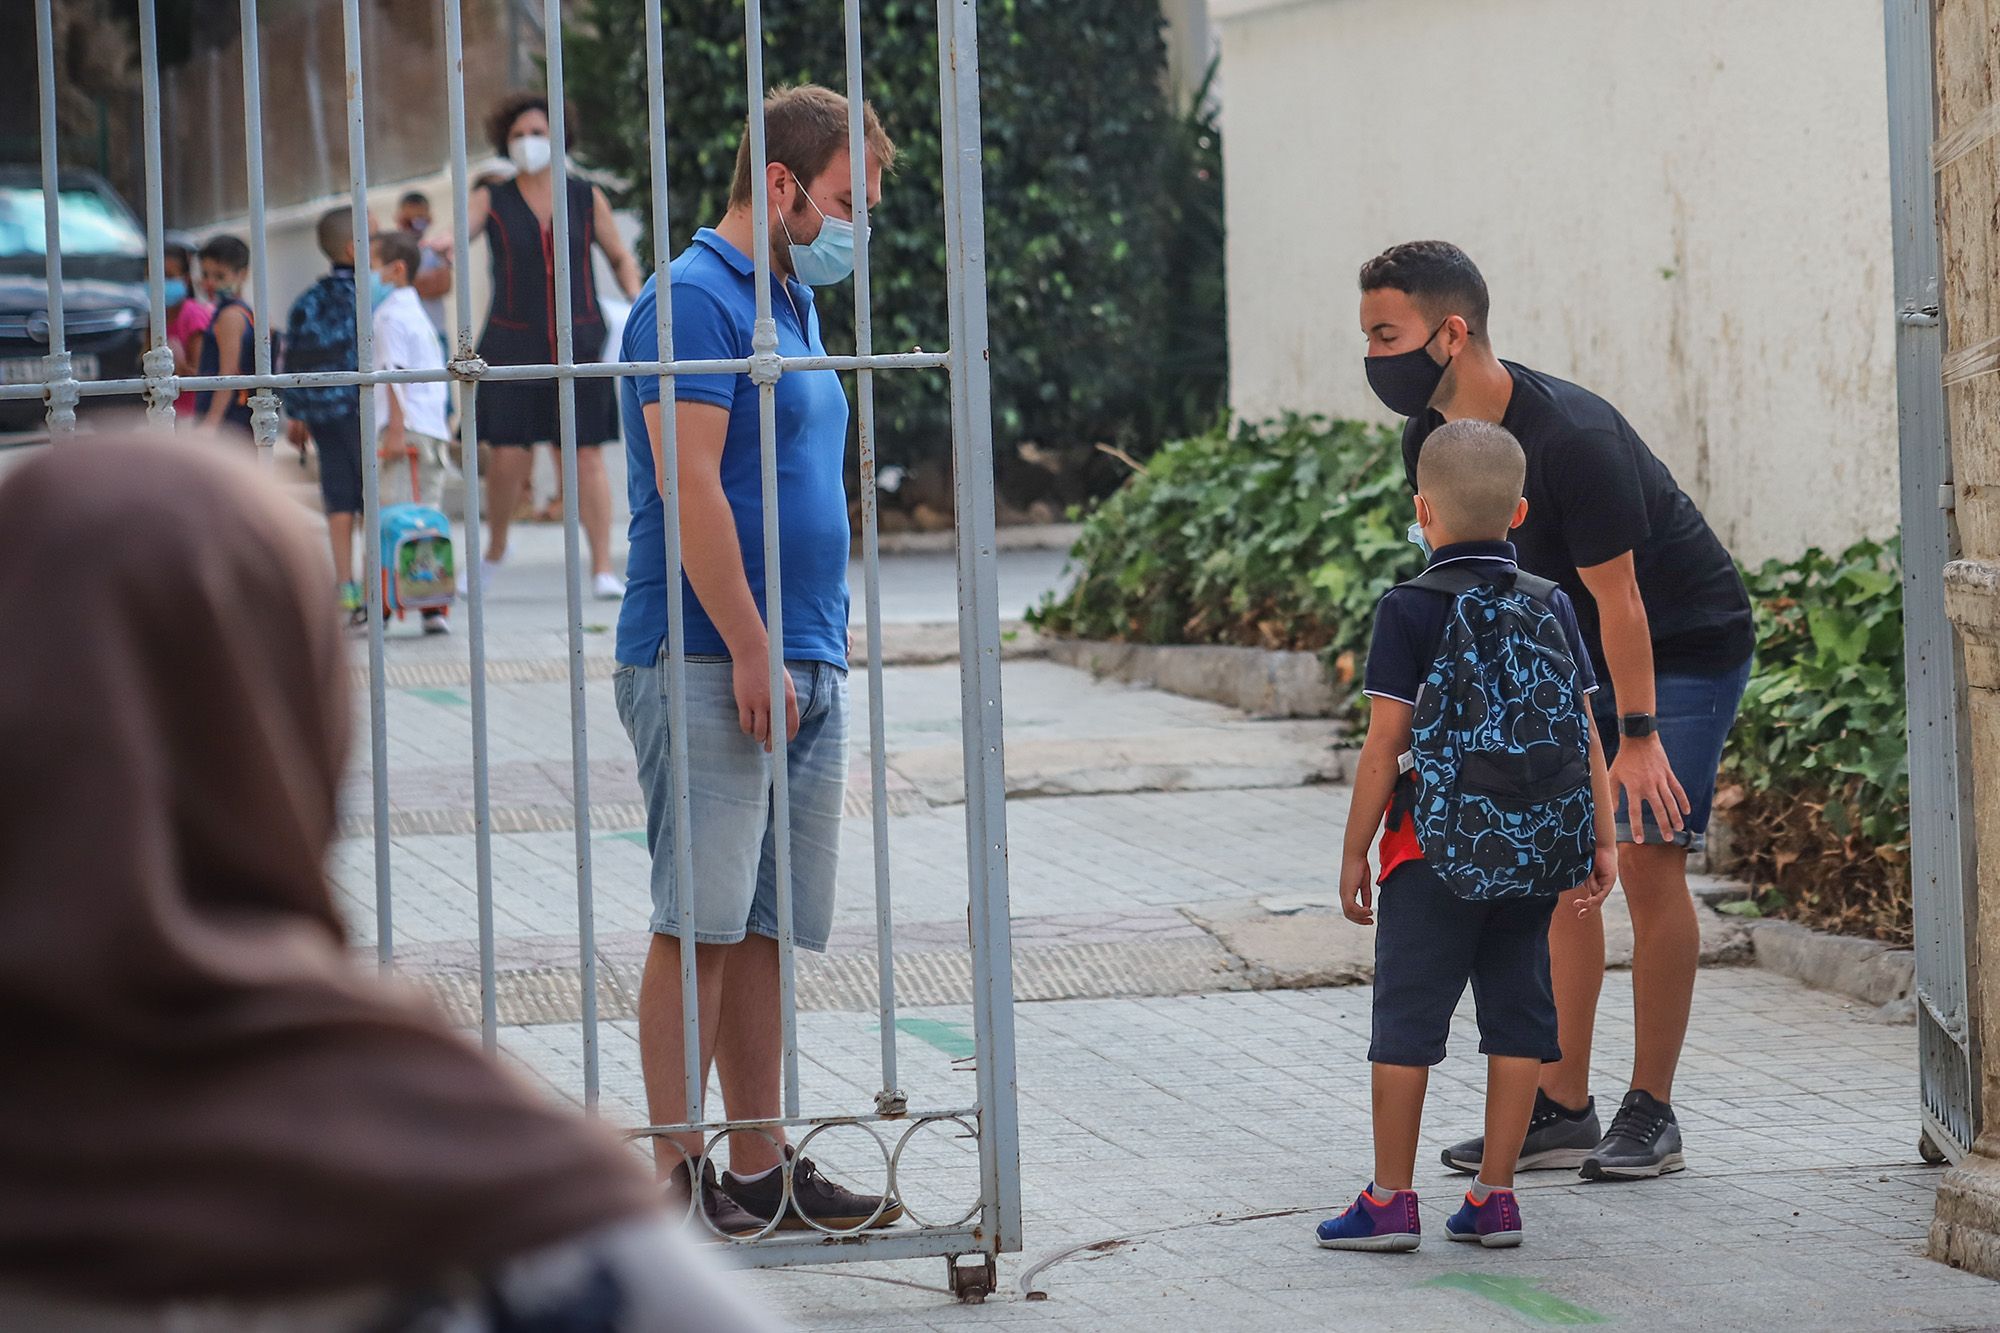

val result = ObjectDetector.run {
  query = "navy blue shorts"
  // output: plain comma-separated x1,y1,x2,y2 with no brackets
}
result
311,413,364,516
1594,659,1751,852
1369,861,1562,1068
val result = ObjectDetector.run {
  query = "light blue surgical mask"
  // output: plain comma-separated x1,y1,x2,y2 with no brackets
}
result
1408,521,1432,559
163,277,189,307
780,180,858,287
369,270,390,308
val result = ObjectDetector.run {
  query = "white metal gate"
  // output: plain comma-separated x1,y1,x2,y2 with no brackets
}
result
1883,0,1979,1165
17,0,1022,1292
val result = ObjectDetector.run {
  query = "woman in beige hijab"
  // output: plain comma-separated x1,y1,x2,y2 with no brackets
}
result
0,438,777,1331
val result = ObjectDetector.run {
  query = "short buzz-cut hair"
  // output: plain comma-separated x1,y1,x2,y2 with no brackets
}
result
729,84,898,210
398,190,429,210
315,207,356,262
1359,240,1491,338
197,233,250,272
1415,419,1526,539
371,229,421,284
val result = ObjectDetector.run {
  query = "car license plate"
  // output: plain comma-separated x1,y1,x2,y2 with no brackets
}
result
0,353,100,385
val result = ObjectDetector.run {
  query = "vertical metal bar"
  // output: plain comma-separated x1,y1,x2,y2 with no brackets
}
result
936,0,1022,1251
543,0,599,1111
239,0,280,461
138,0,175,429
642,0,704,1126
342,0,392,967
443,0,498,1053
33,0,75,437
742,0,801,1122
845,0,900,1113
1885,0,1980,1157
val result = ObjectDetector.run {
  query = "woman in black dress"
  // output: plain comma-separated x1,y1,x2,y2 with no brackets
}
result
439,93,641,597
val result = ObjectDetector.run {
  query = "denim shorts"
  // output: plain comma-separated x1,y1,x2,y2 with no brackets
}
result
1369,861,1562,1068
613,649,848,952
1593,658,1752,852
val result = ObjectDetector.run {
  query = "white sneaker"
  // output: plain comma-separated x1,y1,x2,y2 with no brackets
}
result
422,611,451,636
593,571,627,601
472,556,504,594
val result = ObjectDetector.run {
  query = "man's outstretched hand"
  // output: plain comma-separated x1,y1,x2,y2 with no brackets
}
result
1609,733,1688,844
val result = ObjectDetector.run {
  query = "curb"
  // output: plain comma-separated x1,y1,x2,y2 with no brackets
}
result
1043,638,1340,719
1694,874,1916,1020
872,523,1082,555
1744,919,1916,1018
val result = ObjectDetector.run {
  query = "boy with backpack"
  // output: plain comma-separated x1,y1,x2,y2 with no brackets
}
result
1317,420,1616,1253
282,209,364,617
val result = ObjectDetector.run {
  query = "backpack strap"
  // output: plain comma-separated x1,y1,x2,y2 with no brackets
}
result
1398,563,1560,606
1397,564,1510,597
1511,571,1560,605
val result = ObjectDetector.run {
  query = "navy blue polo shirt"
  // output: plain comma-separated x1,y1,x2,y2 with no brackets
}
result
1363,541,1600,706
616,229,851,668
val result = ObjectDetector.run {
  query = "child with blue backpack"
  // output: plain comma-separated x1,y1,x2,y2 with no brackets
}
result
1317,419,1617,1253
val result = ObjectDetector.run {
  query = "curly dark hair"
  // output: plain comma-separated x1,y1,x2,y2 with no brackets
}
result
487,92,578,160
1358,240,1491,337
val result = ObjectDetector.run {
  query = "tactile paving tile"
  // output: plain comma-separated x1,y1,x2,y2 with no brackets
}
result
412,934,1242,1026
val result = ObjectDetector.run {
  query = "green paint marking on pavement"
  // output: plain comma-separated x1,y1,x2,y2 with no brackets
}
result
405,688,468,708
895,1018,976,1060
601,830,649,846
1422,1274,1609,1326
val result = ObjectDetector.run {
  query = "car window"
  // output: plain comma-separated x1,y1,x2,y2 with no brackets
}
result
0,187,146,260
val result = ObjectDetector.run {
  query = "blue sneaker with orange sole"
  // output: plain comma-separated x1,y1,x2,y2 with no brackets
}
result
1445,1188,1524,1247
1315,1184,1422,1251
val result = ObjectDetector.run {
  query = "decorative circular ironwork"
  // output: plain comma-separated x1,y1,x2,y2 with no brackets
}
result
790,1119,897,1236
887,1115,983,1230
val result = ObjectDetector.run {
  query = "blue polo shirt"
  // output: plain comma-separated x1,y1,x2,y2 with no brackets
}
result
616,229,851,669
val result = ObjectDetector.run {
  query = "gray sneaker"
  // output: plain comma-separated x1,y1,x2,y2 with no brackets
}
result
1441,1089,1601,1174
1580,1089,1685,1181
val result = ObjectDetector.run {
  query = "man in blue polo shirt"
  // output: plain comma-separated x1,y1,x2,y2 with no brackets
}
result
614,85,898,1236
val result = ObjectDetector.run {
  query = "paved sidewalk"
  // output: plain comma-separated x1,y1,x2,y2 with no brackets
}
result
332,498,1996,1329
498,969,1991,1331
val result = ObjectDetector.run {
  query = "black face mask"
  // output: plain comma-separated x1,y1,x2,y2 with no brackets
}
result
1364,320,1450,417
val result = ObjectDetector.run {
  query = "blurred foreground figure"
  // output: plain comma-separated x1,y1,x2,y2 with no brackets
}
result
0,438,779,1332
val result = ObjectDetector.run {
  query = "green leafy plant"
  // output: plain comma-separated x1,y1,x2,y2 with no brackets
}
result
1028,414,1421,705
1720,538,1910,942
562,0,1225,490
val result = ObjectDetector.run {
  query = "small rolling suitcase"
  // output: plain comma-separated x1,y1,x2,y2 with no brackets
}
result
376,439,455,622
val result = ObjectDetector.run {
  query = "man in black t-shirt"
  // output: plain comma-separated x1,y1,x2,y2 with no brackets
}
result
1356,241,1754,1182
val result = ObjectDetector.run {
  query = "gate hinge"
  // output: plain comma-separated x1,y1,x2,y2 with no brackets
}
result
1900,303,1941,327
1941,484,1957,511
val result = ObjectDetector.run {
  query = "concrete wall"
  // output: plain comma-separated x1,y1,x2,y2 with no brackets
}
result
1213,0,1898,564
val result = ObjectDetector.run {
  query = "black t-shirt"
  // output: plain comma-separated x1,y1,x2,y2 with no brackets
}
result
1401,362,1754,682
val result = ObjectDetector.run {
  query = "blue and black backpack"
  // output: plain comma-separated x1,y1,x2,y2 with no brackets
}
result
280,270,359,427
1399,565,1596,901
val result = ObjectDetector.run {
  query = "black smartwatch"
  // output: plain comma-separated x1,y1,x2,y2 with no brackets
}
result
1619,713,1656,739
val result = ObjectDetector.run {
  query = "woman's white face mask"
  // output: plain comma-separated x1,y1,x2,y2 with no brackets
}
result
508,133,553,175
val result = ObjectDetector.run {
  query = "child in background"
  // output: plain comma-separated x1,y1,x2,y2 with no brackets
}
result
194,235,254,438
1317,419,1617,1254
282,209,364,617
370,228,453,636
161,238,211,419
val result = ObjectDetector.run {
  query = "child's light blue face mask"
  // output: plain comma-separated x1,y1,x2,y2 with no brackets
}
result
1408,521,1432,559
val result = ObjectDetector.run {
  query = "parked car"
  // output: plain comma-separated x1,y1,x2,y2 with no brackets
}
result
0,167,150,432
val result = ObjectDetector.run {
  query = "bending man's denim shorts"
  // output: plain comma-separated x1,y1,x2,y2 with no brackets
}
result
1593,658,1752,852
613,649,848,952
